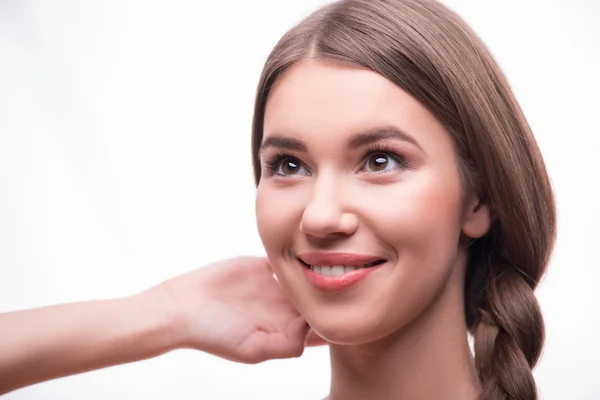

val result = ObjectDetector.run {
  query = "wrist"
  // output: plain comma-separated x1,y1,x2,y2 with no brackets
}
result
128,286,185,355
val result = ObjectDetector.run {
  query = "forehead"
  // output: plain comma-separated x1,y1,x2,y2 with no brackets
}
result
263,59,449,150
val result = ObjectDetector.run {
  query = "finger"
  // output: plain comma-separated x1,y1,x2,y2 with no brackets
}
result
251,256,274,274
305,328,328,347
262,317,309,360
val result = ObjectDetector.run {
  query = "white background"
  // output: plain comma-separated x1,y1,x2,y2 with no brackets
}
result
0,0,598,399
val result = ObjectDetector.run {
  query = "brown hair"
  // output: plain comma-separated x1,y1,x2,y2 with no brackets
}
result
250,0,556,398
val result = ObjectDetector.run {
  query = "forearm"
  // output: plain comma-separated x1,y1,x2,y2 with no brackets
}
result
0,288,180,395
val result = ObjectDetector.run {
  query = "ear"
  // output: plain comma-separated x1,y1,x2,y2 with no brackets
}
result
462,194,493,239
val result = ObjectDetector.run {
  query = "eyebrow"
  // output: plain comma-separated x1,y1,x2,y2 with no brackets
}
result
260,136,307,153
259,125,424,154
348,125,423,151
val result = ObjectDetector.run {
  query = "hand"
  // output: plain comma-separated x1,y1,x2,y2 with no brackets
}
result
156,257,326,364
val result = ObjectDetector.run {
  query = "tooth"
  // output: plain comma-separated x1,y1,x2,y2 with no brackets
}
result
314,265,322,274
321,266,331,276
344,266,355,273
331,266,344,276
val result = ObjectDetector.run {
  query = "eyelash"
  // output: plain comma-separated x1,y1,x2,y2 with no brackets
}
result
264,151,299,177
263,144,412,177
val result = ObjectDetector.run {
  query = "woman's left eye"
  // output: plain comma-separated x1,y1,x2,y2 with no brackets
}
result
361,152,406,173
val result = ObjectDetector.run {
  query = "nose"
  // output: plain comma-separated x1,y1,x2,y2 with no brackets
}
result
300,174,358,238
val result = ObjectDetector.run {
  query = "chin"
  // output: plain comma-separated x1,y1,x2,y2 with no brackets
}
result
305,305,405,346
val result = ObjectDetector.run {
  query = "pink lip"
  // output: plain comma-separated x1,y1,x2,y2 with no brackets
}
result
296,252,385,292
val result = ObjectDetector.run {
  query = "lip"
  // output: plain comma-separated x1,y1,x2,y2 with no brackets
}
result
296,252,386,292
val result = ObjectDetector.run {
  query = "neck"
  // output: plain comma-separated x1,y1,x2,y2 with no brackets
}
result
326,255,480,400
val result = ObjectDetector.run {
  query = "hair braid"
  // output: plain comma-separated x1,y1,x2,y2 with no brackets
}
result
473,267,544,400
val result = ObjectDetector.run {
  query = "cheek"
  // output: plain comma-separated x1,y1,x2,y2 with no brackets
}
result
255,183,303,260
375,170,463,246
255,187,279,255
343,172,465,339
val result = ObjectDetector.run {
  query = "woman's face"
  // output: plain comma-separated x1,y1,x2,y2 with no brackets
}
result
255,59,488,344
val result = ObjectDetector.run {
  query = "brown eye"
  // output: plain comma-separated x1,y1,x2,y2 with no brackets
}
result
281,158,300,174
367,153,389,171
264,153,310,177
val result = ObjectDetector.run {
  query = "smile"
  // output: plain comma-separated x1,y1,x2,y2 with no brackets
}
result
296,252,386,291
306,260,385,276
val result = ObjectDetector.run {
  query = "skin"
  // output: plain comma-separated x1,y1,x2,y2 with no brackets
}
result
256,59,492,400
0,257,326,395
0,59,492,400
